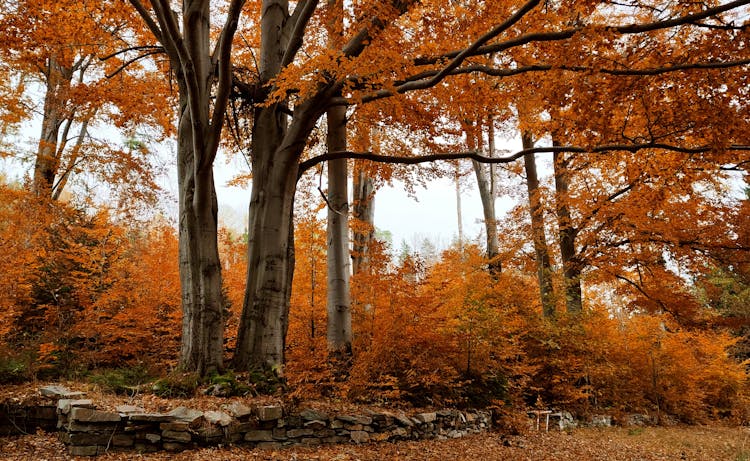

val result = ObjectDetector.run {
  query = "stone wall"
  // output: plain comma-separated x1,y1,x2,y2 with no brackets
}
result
2,386,492,456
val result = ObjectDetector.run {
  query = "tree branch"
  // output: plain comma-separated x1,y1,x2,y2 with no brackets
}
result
414,0,750,66
205,0,247,171
104,49,165,78
298,143,750,178
281,0,320,69
127,0,165,44
421,0,541,87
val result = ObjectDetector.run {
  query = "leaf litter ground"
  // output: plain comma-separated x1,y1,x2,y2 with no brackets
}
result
2,426,749,460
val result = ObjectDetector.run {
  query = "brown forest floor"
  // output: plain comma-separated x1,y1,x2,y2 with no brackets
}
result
2,426,749,461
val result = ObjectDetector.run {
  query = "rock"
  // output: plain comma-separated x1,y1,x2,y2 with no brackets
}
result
287,428,314,438
590,415,612,427
550,411,577,430
256,405,283,421
162,430,192,443
625,414,652,426
394,413,414,427
116,405,145,414
272,427,287,440
40,385,85,400
245,430,274,442
67,421,119,432
204,411,232,427
391,427,409,438
416,413,437,424
204,383,233,397
337,415,373,425
304,419,327,430
70,407,121,423
67,432,114,445
167,407,203,423
68,445,99,456
300,408,328,421
145,433,161,443
350,430,370,443
128,413,175,422
225,402,253,419
447,430,464,438
57,399,94,415
160,422,190,431
197,426,224,439
112,434,135,447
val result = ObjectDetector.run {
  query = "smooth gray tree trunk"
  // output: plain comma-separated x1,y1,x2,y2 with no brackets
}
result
522,132,555,318
176,90,224,374
326,104,352,354
128,0,244,375
325,0,352,357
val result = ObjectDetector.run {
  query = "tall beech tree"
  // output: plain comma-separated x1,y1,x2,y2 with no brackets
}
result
325,0,353,358
127,0,245,374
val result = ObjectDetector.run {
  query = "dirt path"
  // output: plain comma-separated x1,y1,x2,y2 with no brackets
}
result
2,426,748,460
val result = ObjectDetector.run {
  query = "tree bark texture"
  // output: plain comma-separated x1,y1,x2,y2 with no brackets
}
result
175,0,225,374
522,132,555,318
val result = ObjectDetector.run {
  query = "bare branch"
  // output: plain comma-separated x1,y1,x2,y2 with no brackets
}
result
422,0,541,87
104,49,165,78
99,45,164,62
298,144,750,178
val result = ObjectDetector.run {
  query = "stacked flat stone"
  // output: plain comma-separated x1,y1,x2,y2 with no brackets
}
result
2,386,493,456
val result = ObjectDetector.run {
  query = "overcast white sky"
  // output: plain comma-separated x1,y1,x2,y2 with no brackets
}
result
211,157,501,253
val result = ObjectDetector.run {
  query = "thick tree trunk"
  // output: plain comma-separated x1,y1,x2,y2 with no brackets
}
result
233,103,298,372
176,90,224,375
352,164,375,275
232,0,297,373
522,132,555,318
553,148,583,314
326,104,352,354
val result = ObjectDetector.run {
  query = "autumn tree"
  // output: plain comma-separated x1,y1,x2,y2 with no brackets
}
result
325,0,353,358
127,0,246,374
0,0,171,203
